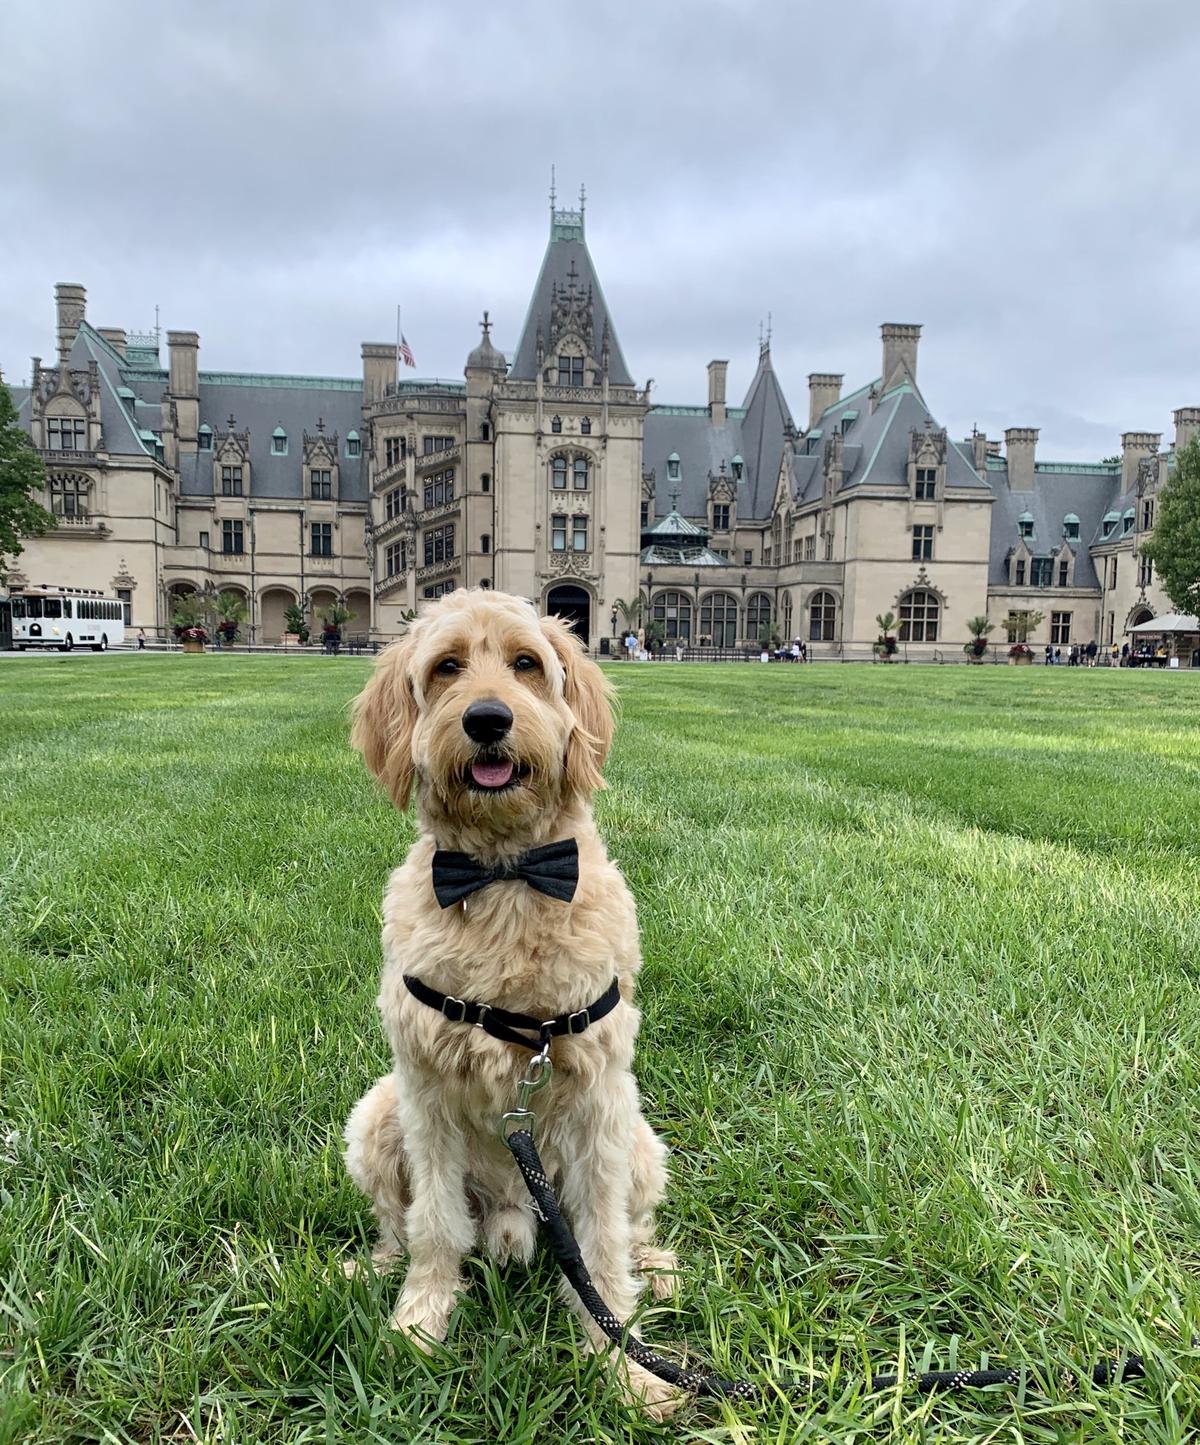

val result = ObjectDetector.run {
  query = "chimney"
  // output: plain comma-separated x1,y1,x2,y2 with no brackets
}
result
1121,431,1161,490
880,323,920,391
168,331,200,449
362,343,395,404
98,327,127,358
1004,427,1039,490
707,360,728,425
969,428,990,476
55,282,87,362
808,373,843,430
1173,408,1200,452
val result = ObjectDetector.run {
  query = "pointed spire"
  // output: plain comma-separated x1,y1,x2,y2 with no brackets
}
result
579,181,586,221
549,164,556,214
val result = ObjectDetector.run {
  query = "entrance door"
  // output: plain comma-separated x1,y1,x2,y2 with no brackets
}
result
546,584,591,645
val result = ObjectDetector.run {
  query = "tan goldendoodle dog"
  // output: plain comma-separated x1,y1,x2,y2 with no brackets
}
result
343,587,680,1414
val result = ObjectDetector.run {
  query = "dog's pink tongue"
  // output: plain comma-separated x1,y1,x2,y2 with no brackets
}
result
471,759,515,789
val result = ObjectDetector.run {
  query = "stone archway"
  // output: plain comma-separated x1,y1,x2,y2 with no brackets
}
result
343,589,371,634
545,583,591,645
260,586,297,643
308,588,338,624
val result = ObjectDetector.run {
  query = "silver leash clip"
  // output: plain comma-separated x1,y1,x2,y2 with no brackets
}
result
499,1042,552,1143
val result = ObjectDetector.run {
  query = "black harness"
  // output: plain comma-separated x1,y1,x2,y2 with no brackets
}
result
403,973,621,1052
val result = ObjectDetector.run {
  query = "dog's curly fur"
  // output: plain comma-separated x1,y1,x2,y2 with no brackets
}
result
343,588,681,1416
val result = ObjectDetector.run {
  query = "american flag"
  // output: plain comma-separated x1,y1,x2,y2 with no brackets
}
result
399,334,416,369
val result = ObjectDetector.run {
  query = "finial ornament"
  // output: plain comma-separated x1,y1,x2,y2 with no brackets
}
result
669,487,680,510
481,310,491,339
227,413,236,429
579,181,586,216
316,416,325,433
549,165,556,212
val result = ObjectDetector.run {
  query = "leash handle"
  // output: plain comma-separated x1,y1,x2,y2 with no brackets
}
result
504,1128,1147,1401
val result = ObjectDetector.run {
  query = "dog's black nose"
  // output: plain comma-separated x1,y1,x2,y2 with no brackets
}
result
462,699,513,744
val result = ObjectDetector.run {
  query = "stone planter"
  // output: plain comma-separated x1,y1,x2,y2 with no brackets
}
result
1008,654,1033,666
182,640,206,655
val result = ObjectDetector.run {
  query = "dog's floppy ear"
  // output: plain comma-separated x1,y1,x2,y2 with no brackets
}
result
351,633,419,810
540,613,616,796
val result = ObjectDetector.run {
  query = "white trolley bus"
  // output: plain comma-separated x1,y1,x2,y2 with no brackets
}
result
9,586,126,652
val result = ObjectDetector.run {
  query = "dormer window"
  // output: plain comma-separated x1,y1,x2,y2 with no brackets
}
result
1018,512,1034,539
46,416,87,451
557,354,584,388
731,454,744,481
580,417,591,435
272,427,287,455
667,452,680,482
1122,508,1135,535
1102,511,1118,538
221,465,244,496
346,431,361,458
915,466,937,500
198,425,213,451
551,415,562,434
1063,513,1080,541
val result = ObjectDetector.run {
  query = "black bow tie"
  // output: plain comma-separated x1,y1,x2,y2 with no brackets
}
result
431,837,579,909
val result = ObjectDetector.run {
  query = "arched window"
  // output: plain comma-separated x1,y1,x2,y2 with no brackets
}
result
551,457,567,490
49,472,90,518
580,417,591,435
573,457,589,490
809,590,835,641
781,591,793,639
746,592,771,640
699,592,737,647
551,415,562,434
652,591,692,642
898,589,939,642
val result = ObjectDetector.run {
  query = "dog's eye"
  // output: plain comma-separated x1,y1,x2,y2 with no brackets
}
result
434,658,461,675
513,654,540,672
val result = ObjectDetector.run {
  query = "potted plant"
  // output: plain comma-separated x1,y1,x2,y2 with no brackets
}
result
283,603,310,645
318,601,355,655
963,615,994,662
874,611,899,661
180,625,209,655
216,590,248,647
171,594,204,645
1006,609,1044,666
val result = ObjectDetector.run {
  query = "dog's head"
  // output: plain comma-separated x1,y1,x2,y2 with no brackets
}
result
351,588,615,846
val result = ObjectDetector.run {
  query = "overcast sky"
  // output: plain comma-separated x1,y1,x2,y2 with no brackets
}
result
3,0,1198,459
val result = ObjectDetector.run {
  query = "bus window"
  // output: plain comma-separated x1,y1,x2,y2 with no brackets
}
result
62,599,73,618
10,597,25,618
43,599,62,618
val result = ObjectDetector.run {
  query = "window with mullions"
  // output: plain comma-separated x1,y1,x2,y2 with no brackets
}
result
50,475,88,517
915,466,937,500
804,535,816,561
898,589,939,642
385,487,406,520
712,503,730,530
221,465,243,496
1142,499,1154,530
222,519,244,554
551,514,567,551
423,435,454,455
746,592,771,639
385,436,406,467
912,524,933,561
572,515,588,552
47,416,87,451
809,591,836,642
385,541,406,577
310,522,333,556
423,524,455,565
310,469,332,500
652,590,692,642
1030,558,1054,587
557,355,584,388
551,457,568,490
423,470,455,509
573,458,589,490
1050,611,1072,645
1139,556,1153,587
1058,559,1069,587
640,500,649,527
700,592,738,647
424,581,456,599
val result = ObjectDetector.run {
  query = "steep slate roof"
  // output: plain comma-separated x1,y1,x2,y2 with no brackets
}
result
643,410,749,513
983,459,1122,588
509,210,634,386
737,347,794,515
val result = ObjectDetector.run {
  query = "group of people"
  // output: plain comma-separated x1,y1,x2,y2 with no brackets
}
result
1043,641,1102,666
764,640,809,662
1042,640,1173,668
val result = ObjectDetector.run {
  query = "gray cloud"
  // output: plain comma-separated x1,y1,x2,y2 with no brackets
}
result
2,0,1198,457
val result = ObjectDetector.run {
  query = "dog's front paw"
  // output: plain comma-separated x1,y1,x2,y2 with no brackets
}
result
634,1245,679,1301
388,1288,456,1349
618,1359,688,1420
483,1206,537,1266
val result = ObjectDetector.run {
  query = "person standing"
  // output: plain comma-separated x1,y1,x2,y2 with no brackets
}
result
1045,643,1053,665
137,627,146,651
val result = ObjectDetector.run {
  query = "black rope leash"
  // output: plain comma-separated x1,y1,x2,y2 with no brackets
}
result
504,1127,1147,1400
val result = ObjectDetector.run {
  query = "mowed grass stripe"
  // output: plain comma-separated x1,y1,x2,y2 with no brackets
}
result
1,656,1198,1442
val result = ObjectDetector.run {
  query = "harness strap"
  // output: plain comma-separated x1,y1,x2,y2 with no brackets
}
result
504,1127,1148,1400
403,974,620,1052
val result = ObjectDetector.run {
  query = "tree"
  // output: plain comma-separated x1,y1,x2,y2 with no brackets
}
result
1141,437,1200,616
0,373,55,582
215,590,248,641
612,596,642,631
1005,608,1044,643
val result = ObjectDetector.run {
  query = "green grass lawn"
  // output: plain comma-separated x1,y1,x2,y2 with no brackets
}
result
2,657,1200,1443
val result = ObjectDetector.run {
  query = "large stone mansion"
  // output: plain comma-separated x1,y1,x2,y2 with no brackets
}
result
6,202,1193,655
